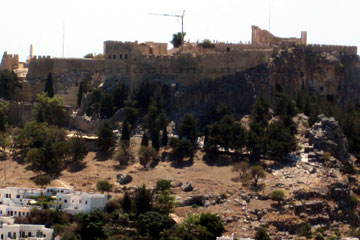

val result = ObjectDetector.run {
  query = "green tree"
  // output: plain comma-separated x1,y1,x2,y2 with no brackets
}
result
60,232,80,240
121,191,133,213
255,227,271,240
68,133,88,167
199,212,225,239
97,122,116,151
155,190,175,215
121,120,130,143
34,175,51,188
271,190,285,205
35,93,68,126
205,115,246,153
44,73,55,98
177,213,225,240
23,124,67,176
112,81,128,109
96,180,113,193
0,70,21,100
151,128,160,151
100,94,115,118
141,131,149,146
114,142,132,166
178,113,200,145
136,211,174,239
138,146,158,168
298,223,312,239
266,120,297,161
155,179,171,192
250,165,266,186
134,184,152,216
0,101,8,132
232,162,250,179
170,138,196,163
199,39,215,48
0,132,10,160
76,210,107,240
171,32,186,48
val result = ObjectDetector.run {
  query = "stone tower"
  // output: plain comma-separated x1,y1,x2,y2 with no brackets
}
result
30,44,33,59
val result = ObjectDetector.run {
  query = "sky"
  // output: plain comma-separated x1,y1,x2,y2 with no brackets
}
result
0,0,359,61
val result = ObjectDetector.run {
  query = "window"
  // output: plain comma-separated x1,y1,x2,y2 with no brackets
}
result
16,195,20,199
113,55,116,59
120,54,122,59
85,201,88,205
108,55,111,59
64,200,67,203
125,54,128,59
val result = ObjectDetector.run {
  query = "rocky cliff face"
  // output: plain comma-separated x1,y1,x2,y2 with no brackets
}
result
167,47,359,120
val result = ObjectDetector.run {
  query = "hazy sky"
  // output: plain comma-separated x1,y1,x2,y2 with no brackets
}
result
0,0,358,61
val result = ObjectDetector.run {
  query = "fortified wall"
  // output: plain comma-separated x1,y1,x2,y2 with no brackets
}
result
25,57,105,107
0,52,19,71
104,41,274,89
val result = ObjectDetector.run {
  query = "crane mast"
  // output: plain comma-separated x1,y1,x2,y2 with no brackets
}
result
149,10,185,45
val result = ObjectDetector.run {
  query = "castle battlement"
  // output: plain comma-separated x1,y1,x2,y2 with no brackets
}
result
306,44,357,55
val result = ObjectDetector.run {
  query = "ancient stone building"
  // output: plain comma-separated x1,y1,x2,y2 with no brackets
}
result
251,25,307,46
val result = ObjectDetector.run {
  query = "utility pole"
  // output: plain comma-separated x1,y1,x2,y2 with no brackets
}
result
62,19,65,58
149,10,186,45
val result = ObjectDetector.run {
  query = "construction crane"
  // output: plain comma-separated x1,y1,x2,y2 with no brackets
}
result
149,10,185,45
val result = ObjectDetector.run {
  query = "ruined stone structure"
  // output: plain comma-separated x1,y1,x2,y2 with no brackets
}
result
251,25,307,46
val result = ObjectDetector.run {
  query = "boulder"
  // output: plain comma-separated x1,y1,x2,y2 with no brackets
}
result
308,114,350,162
182,182,193,192
117,174,132,185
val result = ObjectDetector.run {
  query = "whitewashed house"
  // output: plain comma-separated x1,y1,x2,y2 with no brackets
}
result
56,191,107,214
0,216,53,240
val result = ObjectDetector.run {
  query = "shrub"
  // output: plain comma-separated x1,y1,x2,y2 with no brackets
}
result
155,179,171,192
250,165,266,186
298,223,312,239
254,227,271,240
105,200,121,213
96,180,113,193
271,190,285,205
350,194,359,209
114,142,132,166
341,161,357,174
232,162,250,179
322,152,331,162
34,175,51,188
138,146,158,168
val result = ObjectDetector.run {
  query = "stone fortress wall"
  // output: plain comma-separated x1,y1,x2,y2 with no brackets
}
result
1,25,358,110
104,40,274,88
0,52,19,71
24,57,105,106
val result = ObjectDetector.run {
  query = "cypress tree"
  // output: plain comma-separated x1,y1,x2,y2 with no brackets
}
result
162,127,168,147
77,81,84,107
151,128,160,151
44,73,55,98
121,120,130,143
141,131,149,146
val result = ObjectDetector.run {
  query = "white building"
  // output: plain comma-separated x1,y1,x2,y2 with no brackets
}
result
56,191,107,214
0,186,107,215
0,216,53,240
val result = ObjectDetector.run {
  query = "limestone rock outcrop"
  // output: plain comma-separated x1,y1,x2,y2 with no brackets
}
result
308,114,350,161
